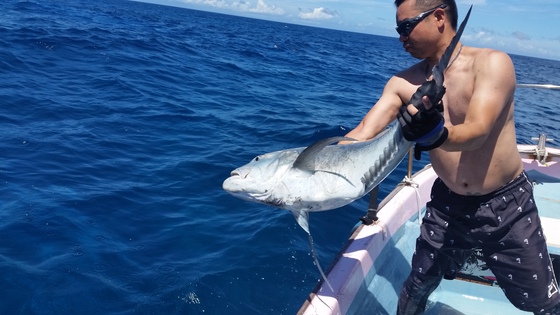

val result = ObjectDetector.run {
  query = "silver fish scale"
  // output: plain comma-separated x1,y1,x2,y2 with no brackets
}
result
361,125,412,193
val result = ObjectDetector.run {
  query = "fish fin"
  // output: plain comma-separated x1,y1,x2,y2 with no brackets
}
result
293,136,357,171
291,209,310,234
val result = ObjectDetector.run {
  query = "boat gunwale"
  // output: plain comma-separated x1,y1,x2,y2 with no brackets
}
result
298,163,437,315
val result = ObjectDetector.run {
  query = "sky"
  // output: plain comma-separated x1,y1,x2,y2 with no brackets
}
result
138,0,560,61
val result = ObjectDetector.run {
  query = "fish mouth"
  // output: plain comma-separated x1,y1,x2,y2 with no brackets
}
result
222,175,268,198
222,180,271,201
230,168,250,179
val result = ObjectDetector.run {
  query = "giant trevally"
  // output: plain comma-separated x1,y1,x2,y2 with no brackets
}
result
222,123,410,233
223,5,472,291
223,124,411,290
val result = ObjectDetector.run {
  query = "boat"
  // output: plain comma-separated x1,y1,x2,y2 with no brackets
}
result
298,135,560,315
298,91,560,314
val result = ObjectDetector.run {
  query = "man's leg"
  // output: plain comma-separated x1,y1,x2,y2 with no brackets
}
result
534,303,560,315
397,271,443,315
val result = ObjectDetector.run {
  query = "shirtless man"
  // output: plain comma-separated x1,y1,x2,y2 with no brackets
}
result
344,0,560,314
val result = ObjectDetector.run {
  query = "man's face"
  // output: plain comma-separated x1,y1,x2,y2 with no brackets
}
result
396,1,442,59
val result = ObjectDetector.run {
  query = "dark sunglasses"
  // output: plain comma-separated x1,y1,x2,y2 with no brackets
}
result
396,4,448,37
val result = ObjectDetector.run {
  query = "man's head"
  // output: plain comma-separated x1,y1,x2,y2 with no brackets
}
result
395,0,458,31
394,0,459,59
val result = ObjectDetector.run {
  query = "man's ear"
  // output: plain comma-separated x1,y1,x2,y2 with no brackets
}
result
434,9,446,28
434,7,446,21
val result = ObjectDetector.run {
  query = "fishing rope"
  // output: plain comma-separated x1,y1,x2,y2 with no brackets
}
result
402,176,422,225
404,148,423,224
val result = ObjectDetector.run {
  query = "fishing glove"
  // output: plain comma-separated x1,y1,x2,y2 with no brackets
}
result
397,80,448,160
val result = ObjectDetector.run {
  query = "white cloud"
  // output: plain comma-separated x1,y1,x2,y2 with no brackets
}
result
512,31,531,41
182,0,284,15
246,0,285,15
298,7,339,20
181,0,228,8
230,0,251,11
464,28,560,60
465,30,494,44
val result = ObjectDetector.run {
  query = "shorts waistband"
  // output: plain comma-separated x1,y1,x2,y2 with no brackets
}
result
436,171,530,203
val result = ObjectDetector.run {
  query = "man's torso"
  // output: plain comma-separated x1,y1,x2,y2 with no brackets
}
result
395,46,523,196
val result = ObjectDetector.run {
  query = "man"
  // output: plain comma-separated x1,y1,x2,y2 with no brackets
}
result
344,0,560,314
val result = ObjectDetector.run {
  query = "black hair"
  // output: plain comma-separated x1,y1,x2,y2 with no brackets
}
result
394,0,458,30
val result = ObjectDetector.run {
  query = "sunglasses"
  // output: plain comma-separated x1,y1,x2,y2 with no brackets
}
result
396,4,448,37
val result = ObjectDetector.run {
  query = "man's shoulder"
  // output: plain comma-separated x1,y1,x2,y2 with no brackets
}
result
467,47,516,91
391,60,427,89
469,47,512,67
395,60,424,77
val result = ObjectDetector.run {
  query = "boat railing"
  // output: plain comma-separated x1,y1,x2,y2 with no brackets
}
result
532,134,554,164
517,83,560,90
515,83,559,164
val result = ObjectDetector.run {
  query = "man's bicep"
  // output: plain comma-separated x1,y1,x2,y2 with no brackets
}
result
466,52,516,130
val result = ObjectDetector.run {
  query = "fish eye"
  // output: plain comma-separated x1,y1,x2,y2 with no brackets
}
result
254,156,260,161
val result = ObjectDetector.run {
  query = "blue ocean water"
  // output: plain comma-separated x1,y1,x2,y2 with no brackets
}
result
1,0,559,314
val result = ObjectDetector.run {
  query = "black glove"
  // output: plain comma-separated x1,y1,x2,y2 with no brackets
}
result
397,80,448,160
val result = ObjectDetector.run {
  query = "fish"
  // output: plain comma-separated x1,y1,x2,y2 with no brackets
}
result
223,123,412,290
223,5,472,291
223,123,410,233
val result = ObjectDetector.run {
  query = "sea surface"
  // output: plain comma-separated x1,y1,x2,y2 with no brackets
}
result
1,0,559,314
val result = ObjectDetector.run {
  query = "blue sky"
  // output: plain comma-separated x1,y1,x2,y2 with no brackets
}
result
139,0,560,61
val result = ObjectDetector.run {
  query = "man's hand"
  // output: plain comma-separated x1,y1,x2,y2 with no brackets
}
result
397,94,448,159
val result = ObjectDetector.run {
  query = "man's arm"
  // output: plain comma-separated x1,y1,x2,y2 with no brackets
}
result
344,76,405,141
442,50,516,151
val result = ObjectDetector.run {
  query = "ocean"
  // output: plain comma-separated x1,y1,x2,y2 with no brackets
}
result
1,0,559,314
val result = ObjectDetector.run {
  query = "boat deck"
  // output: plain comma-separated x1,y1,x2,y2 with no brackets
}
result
535,180,560,252
425,178,560,314
347,177,560,315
